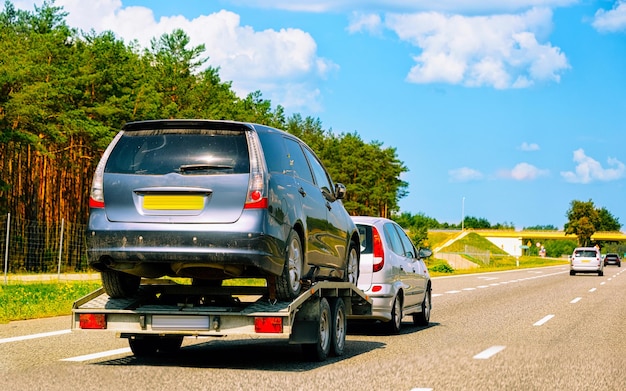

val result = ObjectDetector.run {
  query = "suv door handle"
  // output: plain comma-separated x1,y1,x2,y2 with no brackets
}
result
298,187,306,197
325,201,332,211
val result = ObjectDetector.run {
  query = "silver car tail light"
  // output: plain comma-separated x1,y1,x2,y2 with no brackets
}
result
372,226,385,272
243,130,268,209
89,131,124,208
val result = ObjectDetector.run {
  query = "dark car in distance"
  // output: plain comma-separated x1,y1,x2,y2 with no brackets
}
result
604,253,622,267
87,119,360,300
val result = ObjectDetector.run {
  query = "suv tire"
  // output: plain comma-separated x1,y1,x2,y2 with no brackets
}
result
276,231,303,301
101,270,140,299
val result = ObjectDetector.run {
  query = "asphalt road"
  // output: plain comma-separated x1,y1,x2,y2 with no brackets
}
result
1,265,625,391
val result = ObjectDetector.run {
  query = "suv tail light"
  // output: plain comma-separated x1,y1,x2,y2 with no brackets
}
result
372,226,384,272
243,131,268,209
89,131,124,209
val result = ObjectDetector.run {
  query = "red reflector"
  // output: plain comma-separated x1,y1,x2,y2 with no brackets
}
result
89,197,105,208
372,285,382,293
244,197,268,209
79,314,107,329
254,317,283,333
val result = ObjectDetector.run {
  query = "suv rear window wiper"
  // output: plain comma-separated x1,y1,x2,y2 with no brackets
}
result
179,164,234,173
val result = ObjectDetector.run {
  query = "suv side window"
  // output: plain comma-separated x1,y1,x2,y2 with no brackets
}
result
302,146,334,199
257,132,287,173
284,138,314,183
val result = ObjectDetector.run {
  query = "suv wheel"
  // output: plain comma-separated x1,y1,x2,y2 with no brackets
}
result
344,241,359,284
276,231,303,301
101,270,140,298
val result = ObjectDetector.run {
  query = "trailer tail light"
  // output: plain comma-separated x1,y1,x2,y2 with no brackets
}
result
372,226,385,272
79,314,107,329
254,317,282,333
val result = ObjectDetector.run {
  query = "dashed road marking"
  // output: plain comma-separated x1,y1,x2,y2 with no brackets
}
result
533,314,555,326
570,297,582,304
473,345,506,359
589,288,597,293
0,329,70,344
61,347,132,362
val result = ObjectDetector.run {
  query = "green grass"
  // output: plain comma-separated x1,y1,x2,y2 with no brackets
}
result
439,232,509,255
0,281,101,324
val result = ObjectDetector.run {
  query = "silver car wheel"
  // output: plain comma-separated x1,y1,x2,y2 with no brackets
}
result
385,295,402,334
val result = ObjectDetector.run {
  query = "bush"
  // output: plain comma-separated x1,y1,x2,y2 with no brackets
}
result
429,262,454,274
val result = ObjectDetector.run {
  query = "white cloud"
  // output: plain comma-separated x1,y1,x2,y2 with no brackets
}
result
384,7,569,89
561,148,626,183
498,162,549,180
449,167,484,182
592,1,626,33
226,1,578,14
347,12,383,34
520,142,540,151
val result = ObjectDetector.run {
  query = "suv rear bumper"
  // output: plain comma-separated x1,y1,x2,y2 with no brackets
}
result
87,212,286,279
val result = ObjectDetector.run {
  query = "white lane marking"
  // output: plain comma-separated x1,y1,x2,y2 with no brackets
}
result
477,277,499,281
462,287,476,291
570,297,582,304
410,388,433,391
533,314,555,326
477,285,489,288
473,345,506,359
600,282,606,285
589,288,597,293
0,329,70,344
432,293,443,297
445,290,461,294
61,347,132,362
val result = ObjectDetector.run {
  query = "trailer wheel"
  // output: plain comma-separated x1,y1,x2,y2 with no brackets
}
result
128,336,183,357
329,297,347,356
101,270,140,299
302,297,331,361
276,231,303,301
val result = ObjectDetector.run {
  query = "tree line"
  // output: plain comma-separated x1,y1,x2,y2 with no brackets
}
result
0,1,407,226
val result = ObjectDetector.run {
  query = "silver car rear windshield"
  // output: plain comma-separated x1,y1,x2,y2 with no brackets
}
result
575,250,597,257
105,128,250,175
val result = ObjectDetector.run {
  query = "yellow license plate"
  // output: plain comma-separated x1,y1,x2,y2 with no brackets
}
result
143,195,204,210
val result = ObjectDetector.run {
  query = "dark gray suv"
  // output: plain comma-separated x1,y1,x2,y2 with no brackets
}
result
87,119,360,300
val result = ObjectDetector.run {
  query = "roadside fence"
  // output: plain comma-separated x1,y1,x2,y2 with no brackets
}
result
1,213,89,284
438,245,491,265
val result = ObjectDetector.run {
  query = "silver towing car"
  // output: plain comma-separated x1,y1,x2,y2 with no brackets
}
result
351,216,432,333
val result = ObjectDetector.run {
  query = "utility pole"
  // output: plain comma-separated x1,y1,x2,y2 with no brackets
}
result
461,197,465,231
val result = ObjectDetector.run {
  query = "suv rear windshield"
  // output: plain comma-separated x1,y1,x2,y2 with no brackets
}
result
105,129,250,175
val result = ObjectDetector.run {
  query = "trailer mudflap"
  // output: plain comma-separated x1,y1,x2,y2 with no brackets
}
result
289,296,320,344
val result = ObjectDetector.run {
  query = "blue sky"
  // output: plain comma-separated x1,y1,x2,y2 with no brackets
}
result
10,0,626,229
